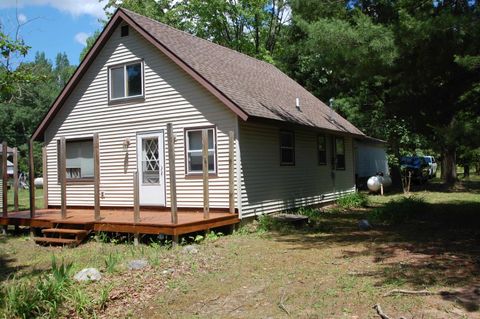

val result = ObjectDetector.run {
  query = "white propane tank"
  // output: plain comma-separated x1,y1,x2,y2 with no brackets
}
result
367,176,382,192
34,177,44,188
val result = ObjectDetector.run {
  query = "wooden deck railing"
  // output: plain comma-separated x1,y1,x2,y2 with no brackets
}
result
2,126,237,233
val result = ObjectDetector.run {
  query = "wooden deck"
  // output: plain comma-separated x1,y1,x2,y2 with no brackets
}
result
0,208,240,236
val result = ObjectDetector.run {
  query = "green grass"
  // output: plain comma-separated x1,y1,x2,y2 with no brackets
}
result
336,192,369,209
6,187,44,211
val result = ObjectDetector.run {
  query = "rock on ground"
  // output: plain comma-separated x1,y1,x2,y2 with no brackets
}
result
74,268,102,282
358,219,372,231
127,259,149,270
183,245,199,254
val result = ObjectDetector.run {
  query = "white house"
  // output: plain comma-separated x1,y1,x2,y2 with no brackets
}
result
30,9,365,219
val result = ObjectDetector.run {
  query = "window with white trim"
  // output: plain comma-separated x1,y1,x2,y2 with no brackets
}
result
185,128,216,174
109,61,143,100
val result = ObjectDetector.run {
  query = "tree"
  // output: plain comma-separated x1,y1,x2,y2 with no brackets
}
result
101,0,290,62
79,30,101,62
0,52,76,172
281,0,480,184
0,28,32,102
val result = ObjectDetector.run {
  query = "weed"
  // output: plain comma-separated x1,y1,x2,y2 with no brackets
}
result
69,287,93,317
51,255,73,284
257,215,275,232
337,192,369,209
193,234,204,243
96,231,109,243
205,231,223,242
97,284,112,310
2,257,74,318
104,252,121,273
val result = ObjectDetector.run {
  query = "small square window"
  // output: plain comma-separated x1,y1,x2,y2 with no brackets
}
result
280,131,295,166
109,62,143,101
121,25,129,37
185,128,216,174
317,135,327,165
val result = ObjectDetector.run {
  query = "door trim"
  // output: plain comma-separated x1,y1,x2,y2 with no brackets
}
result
136,130,166,207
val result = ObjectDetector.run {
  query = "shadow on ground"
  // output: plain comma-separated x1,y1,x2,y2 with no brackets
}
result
270,182,480,312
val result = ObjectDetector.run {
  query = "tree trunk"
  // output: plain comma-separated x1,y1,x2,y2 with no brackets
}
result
442,147,457,184
464,164,470,178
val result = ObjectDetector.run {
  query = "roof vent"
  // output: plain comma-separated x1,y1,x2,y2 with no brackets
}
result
121,25,129,37
295,97,300,110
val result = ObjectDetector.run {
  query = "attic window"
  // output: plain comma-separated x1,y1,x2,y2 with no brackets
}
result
109,61,144,101
121,25,129,37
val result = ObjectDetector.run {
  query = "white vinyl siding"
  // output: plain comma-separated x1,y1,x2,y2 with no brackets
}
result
44,25,238,209
238,121,356,218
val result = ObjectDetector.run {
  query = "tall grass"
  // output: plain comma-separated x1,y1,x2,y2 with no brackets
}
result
337,192,369,209
367,196,427,225
2,256,73,318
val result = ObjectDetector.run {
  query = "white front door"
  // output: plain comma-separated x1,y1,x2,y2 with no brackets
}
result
137,131,165,206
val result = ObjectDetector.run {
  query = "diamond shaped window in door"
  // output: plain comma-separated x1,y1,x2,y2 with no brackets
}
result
142,137,160,184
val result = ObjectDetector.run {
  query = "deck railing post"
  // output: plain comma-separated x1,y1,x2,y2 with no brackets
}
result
133,171,140,223
29,140,36,218
41,146,48,209
167,123,178,224
228,131,235,214
202,129,209,219
93,133,101,221
13,147,19,212
2,141,7,217
59,137,67,219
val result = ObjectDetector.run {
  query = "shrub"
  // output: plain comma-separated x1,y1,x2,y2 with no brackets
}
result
337,192,369,209
367,195,427,225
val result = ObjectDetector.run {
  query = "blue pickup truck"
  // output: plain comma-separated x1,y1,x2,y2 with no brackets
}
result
400,156,431,182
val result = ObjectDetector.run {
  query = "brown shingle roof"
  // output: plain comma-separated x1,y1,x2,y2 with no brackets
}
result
31,9,364,141
122,9,364,136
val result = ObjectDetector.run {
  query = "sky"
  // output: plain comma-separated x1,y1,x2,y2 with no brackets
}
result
0,0,110,66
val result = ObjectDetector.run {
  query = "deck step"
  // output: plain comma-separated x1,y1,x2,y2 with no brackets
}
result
33,237,78,246
42,228,88,235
